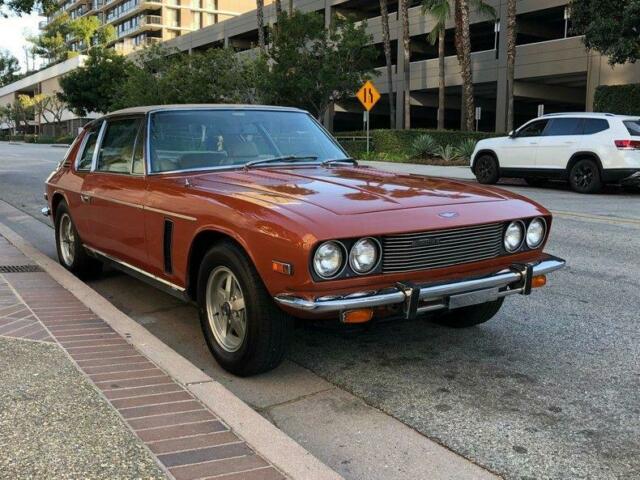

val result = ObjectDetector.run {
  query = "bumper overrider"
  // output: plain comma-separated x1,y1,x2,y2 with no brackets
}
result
274,254,565,321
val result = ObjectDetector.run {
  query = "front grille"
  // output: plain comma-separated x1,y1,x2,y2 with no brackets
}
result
382,223,504,274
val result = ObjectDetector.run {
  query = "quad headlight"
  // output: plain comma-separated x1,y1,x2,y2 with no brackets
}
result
313,241,345,278
526,217,546,249
349,238,380,274
504,221,525,252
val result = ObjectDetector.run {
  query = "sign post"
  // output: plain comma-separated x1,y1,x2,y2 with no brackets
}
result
356,80,381,155
475,106,482,132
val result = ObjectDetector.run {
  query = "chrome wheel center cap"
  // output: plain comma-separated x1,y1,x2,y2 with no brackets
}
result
221,301,232,316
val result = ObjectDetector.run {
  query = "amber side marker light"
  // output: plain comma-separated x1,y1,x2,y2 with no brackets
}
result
341,309,374,324
532,275,547,289
272,261,293,275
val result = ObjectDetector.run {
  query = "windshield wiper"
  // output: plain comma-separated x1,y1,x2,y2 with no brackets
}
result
321,158,359,167
244,155,318,169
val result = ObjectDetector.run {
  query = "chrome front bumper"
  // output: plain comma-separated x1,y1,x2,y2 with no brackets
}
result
274,255,566,319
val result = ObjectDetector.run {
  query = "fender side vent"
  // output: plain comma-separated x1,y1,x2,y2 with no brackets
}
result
163,220,173,274
0,265,43,273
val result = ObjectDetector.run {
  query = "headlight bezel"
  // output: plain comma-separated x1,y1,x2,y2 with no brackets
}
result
348,237,382,275
503,220,526,253
312,240,347,279
526,217,547,249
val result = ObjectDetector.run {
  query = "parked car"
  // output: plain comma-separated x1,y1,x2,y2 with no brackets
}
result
43,105,565,375
471,112,640,193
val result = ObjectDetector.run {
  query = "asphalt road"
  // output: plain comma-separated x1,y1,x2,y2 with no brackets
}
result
1,142,639,480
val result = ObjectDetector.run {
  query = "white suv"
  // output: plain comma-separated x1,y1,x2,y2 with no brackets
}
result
470,113,640,193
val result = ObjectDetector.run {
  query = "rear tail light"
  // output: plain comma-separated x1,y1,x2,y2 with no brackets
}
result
614,140,640,149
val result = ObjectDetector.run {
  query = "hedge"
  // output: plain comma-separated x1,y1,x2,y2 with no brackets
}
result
336,129,499,158
594,84,640,116
0,134,74,144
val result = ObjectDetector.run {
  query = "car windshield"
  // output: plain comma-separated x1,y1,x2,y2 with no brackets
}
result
148,109,349,173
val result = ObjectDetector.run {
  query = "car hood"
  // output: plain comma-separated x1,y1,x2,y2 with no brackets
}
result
188,165,512,215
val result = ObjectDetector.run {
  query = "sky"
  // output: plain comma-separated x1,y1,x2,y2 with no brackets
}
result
0,10,45,72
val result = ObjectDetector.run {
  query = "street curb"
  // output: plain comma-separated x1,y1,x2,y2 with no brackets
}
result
0,221,343,480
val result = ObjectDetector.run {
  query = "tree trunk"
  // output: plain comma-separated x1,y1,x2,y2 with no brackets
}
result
379,0,395,129
458,0,475,131
274,0,282,16
400,0,410,129
288,0,293,14
256,0,266,53
506,0,516,132
437,26,445,130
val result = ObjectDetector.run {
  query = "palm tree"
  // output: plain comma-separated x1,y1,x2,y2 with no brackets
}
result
400,0,411,129
256,0,266,53
288,0,293,14
274,0,282,16
379,0,395,129
422,0,451,130
455,0,495,131
506,0,516,132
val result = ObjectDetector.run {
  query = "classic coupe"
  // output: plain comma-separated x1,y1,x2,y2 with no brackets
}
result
44,105,566,375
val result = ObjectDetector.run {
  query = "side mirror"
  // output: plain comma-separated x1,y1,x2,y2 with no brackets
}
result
509,130,517,138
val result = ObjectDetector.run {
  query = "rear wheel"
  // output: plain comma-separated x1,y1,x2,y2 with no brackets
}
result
569,158,602,194
54,201,102,279
197,241,293,376
432,298,504,328
474,155,500,184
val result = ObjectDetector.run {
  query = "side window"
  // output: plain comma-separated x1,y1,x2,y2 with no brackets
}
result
543,118,582,136
97,117,143,173
132,124,145,175
517,120,549,138
76,124,101,171
582,119,609,135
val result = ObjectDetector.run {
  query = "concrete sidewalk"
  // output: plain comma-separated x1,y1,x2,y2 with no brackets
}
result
0,233,341,480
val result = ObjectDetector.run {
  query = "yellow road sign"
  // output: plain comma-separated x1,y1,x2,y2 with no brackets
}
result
356,80,381,111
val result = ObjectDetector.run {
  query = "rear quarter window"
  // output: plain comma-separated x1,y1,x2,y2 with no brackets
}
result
623,120,640,136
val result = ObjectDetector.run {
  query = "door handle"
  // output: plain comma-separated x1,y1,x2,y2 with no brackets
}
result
80,194,91,204
529,142,538,145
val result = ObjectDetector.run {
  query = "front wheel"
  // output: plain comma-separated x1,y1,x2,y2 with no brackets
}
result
431,298,504,328
197,242,293,376
54,202,102,279
474,155,500,184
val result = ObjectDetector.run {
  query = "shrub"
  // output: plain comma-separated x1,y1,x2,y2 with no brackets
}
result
410,134,438,158
594,84,640,116
434,144,458,162
454,138,477,162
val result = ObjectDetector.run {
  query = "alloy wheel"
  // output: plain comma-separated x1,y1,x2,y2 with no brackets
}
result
205,266,247,353
59,213,76,266
573,164,594,190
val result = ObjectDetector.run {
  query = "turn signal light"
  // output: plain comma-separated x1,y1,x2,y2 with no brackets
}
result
341,309,374,324
531,275,547,289
272,261,293,275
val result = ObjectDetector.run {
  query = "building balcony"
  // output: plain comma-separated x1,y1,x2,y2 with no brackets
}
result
104,0,161,24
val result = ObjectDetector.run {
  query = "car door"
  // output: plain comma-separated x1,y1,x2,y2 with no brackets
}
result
69,122,102,236
500,119,549,169
534,117,582,170
80,116,149,266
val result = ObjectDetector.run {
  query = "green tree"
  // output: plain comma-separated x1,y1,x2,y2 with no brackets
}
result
59,47,131,116
0,49,20,86
0,0,56,16
68,15,102,50
28,12,72,64
422,0,451,130
0,104,17,135
116,45,257,108
256,10,377,120
570,0,640,65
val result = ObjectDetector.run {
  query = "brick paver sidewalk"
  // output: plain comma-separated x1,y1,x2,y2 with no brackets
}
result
0,235,285,480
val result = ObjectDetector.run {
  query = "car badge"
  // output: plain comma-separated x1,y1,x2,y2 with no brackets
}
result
438,211,459,219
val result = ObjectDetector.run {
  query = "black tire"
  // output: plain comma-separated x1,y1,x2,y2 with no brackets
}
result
569,158,603,194
197,241,293,376
54,201,102,279
432,298,504,328
474,154,500,184
525,178,547,187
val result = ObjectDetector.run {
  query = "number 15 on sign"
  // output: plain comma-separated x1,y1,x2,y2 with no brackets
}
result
356,81,381,154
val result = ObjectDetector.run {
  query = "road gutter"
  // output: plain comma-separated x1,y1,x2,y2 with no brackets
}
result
0,220,343,480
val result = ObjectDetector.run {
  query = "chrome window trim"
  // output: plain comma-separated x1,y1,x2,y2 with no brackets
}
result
90,120,108,172
75,122,102,171
145,108,350,175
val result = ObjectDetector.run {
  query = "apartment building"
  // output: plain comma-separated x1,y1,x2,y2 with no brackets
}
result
165,0,640,132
